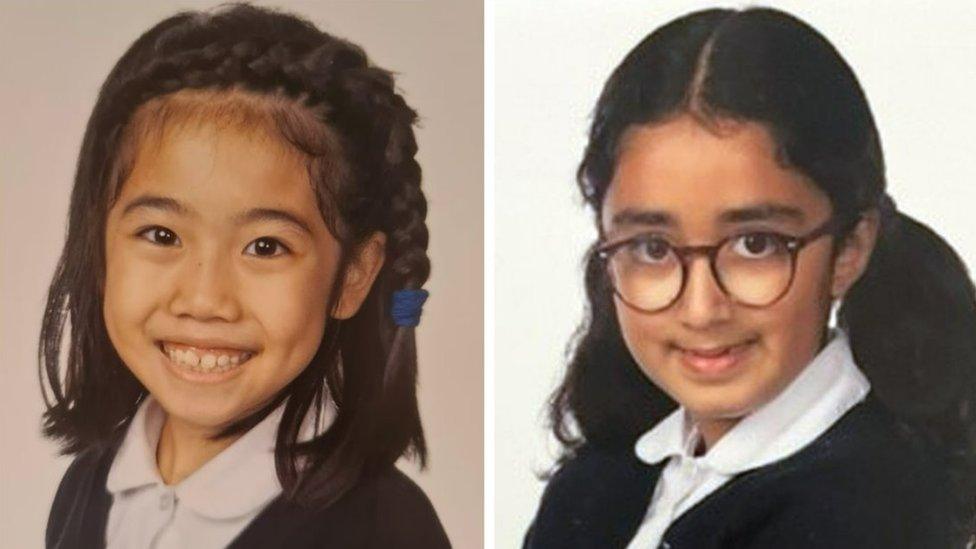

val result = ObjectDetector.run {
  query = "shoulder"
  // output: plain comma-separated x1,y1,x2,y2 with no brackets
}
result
275,466,450,549
524,445,661,549
46,437,121,548
53,441,110,492
535,445,655,509
366,468,451,548
780,395,952,501
712,396,956,547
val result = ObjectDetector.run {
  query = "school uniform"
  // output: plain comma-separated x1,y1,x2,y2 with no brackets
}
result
523,330,957,548
46,396,451,549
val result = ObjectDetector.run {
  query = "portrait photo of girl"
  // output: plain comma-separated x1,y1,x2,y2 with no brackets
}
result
496,2,976,548
1,1,482,547
5,1,976,548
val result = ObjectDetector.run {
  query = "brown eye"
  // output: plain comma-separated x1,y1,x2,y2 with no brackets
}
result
731,233,786,259
629,237,673,264
244,237,290,258
137,226,180,246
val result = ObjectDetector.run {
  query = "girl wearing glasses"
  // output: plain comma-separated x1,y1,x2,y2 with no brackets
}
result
525,7,975,549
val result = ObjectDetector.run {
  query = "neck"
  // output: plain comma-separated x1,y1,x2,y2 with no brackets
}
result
694,416,740,453
156,414,242,485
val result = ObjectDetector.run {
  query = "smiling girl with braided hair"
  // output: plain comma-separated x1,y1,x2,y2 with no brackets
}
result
39,3,449,548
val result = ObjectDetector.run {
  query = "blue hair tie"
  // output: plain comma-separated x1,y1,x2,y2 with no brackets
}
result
391,289,429,327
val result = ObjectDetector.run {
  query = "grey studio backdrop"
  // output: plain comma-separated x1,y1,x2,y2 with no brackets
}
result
0,1,483,547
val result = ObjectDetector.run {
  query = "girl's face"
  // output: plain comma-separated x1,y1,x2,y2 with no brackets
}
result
103,122,382,436
601,115,876,444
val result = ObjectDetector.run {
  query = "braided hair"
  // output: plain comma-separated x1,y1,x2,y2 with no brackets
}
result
39,3,430,506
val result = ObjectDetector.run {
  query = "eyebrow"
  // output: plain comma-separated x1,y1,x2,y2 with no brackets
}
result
120,194,314,236
609,202,807,229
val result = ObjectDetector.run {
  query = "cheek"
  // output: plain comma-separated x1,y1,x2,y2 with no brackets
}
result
736,251,834,411
615,298,671,382
247,262,336,368
761,251,834,360
103,247,156,338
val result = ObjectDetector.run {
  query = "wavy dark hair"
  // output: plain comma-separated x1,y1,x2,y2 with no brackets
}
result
549,7,976,543
39,3,431,508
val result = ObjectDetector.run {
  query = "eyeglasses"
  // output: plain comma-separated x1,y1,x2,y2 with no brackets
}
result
596,216,840,313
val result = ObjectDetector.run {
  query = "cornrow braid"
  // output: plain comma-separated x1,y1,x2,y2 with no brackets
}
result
39,2,432,507
101,17,431,288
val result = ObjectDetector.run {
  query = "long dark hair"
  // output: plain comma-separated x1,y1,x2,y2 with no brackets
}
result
39,2,431,508
550,7,976,541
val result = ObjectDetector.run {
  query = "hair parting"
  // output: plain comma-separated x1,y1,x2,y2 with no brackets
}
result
552,7,976,542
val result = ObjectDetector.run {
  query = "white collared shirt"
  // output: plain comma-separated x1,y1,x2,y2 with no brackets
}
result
105,396,315,549
625,329,871,549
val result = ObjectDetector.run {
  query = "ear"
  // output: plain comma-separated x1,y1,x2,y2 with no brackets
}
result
332,232,386,319
831,210,880,299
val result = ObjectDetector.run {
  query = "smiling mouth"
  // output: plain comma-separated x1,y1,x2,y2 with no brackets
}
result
157,341,255,375
674,338,758,376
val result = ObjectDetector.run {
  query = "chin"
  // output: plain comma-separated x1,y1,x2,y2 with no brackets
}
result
154,390,245,431
686,403,752,423
676,385,760,421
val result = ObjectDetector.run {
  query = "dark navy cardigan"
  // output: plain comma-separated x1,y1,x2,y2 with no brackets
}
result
524,395,960,549
45,433,451,549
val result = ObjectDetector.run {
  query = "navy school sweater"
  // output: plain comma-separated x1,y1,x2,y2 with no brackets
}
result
45,434,452,549
523,395,961,549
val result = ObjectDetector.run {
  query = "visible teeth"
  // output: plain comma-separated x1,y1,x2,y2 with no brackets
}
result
185,350,200,367
162,343,252,374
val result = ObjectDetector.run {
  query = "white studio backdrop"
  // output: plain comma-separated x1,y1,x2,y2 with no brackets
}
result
495,1,976,546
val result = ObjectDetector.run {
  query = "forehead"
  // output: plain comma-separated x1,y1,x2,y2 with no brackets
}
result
117,122,319,219
602,116,831,232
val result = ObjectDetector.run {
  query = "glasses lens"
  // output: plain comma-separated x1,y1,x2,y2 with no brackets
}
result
716,233,793,306
606,237,681,311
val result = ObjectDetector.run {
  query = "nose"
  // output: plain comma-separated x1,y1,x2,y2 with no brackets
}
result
674,255,732,329
168,248,242,322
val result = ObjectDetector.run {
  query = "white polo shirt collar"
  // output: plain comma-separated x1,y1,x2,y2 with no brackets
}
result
105,395,311,520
